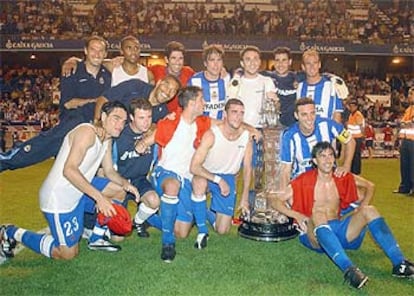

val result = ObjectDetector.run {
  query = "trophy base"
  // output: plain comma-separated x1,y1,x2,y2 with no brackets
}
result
238,213,298,242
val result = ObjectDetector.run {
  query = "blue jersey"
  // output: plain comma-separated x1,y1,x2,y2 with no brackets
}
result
262,70,298,127
188,71,228,120
103,79,168,123
280,117,346,179
296,76,343,120
114,124,154,181
60,61,111,121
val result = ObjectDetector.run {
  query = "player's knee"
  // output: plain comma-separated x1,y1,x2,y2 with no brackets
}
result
53,245,79,260
360,204,380,220
215,224,231,235
192,176,208,194
143,191,160,209
162,179,180,195
174,228,190,239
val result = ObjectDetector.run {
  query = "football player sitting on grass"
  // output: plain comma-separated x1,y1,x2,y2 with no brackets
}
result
272,141,414,289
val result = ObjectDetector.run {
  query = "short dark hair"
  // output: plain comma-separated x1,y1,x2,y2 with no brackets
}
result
178,86,202,108
311,141,336,159
85,35,108,51
272,46,291,59
129,98,152,115
165,41,185,58
120,35,140,49
295,97,315,112
101,100,128,116
162,74,181,88
225,98,244,112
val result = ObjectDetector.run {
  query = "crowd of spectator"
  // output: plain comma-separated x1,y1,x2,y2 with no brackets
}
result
0,67,59,127
345,72,413,126
1,0,413,45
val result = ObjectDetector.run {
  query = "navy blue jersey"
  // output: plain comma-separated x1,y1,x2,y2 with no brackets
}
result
103,79,167,123
60,61,111,121
262,70,298,127
115,124,154,181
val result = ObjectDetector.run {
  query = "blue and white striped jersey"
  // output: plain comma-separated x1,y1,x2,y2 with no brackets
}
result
188,71,229,120
296,76,343,120
280,117,349,179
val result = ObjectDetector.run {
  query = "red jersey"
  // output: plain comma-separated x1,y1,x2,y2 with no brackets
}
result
382,126,393,142
290,169,358,219
155,110,211,159
364,124,375,141
149,64,195,113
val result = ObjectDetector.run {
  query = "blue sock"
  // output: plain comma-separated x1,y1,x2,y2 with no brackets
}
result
368,217,405,266
89,221,106,243
207,209,216,228
315,225,353,272
147,214,162,230
7,226,56,258
191,193,208,234
160,194,178,245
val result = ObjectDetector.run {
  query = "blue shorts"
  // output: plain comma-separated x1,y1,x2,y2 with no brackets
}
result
299,215,367,253
209,174,237,217
44,198,85,248
124,177,154,203
152,166,193,223
82,177,111,213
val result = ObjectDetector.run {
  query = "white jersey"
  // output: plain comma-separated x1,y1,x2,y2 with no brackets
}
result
39,123,109,213
235,74,276,127
157,118,197,180
111,64,149,86
204,125,249,174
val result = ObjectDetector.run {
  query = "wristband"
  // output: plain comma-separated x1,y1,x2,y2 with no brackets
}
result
213,175,222,184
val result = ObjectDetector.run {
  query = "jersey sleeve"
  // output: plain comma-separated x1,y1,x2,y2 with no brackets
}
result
280,131,293,163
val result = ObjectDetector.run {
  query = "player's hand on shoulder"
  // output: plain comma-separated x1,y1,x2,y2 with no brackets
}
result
334,166,350,177
61,57,81,77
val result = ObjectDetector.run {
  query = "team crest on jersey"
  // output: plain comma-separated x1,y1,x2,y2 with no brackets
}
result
23,144,31,152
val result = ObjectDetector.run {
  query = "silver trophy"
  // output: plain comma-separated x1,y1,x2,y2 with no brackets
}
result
238,97,298,242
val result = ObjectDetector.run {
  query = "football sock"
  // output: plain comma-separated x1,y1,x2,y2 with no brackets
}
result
89,222,107,243
134,203,158,224
147,214,162,230
160,194,178,245
191,193,208,234
7,227,56,258
83,212,97,230
368,217,405,266
314,224,353,272
207,209,216,229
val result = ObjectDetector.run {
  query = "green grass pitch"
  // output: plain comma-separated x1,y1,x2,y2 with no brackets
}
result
0,158,413,295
